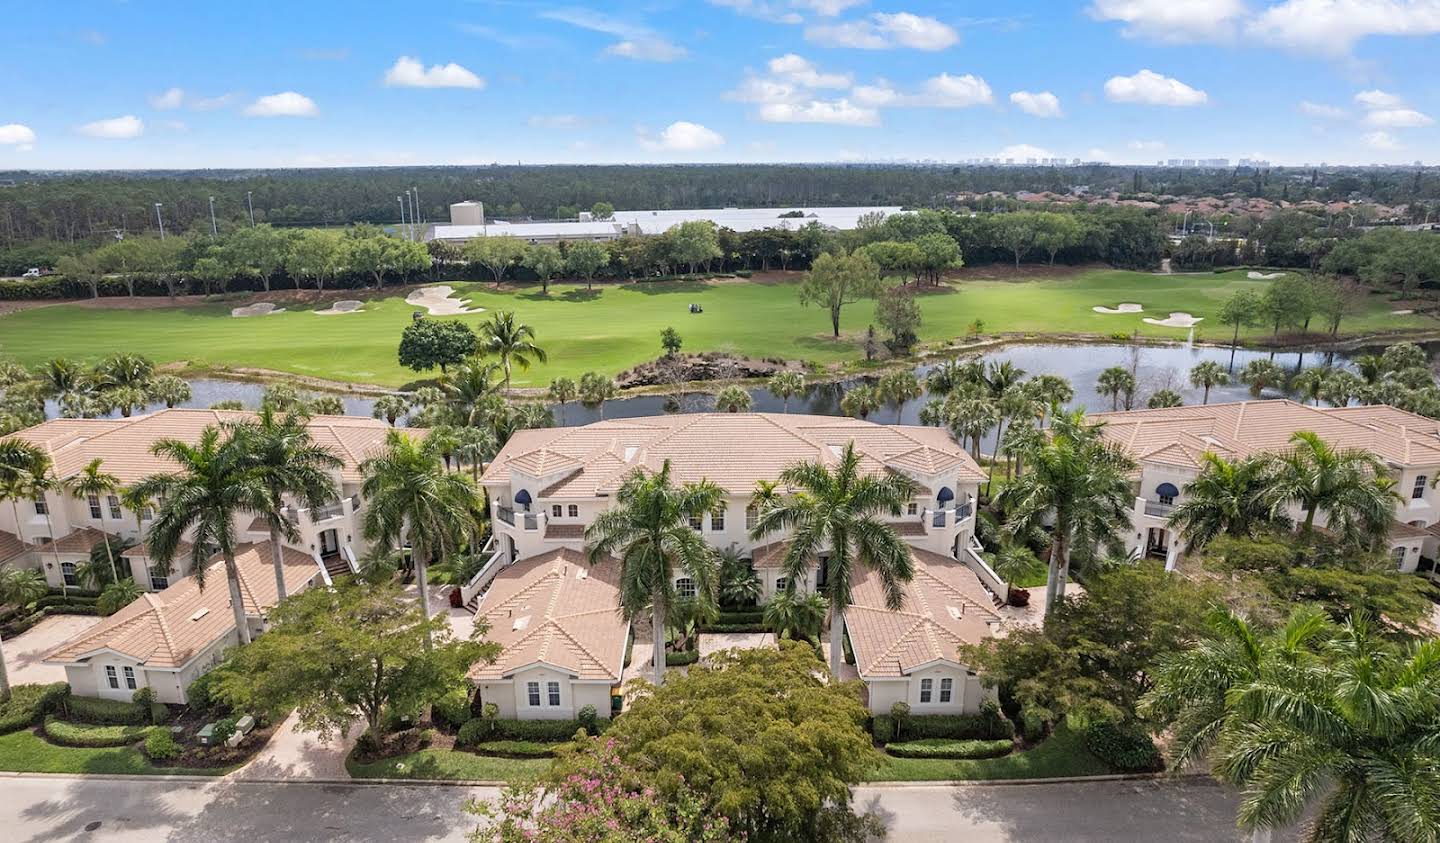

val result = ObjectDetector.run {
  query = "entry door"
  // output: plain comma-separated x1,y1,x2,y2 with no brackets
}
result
320,529,340,555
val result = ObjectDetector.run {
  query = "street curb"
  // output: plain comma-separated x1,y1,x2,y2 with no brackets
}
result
856,771,1216,788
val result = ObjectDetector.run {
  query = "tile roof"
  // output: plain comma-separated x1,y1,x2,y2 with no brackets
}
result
2,408,415,485
469,548,628,683
1390,521,1431,540
845,547,1002,680
484,413,983,497
543,523,585,541
1090,400,1440,468
45,541,322,669
33,527,117,556
0,530,26,565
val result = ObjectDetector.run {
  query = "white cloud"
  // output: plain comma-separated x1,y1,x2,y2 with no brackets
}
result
149,87,184,110
759,99,880,125
640,121,725,151
0,123,36,151
528,114,588,129
243,92,319,117
768,54,851,87
796,0,868,14
708,0,865,22
542,8,687,61
383,56,485,89
1088,0,1247,42
1299,100,1347,119
1103,69,1208,106
604,39,688,61
1128,139,1166,151
1362,130,1401,150
806,12,958,50
853,74,993,109
191,93,236,111
1354,89,1404,109
78,115,144,138
1248,0,1440,56
1009,90,1062,117
1364,108,1434,127
996,143,1053,161
1086,147,1111,160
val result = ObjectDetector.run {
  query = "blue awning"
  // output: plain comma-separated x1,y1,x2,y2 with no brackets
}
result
936,486,955,503
1156,483,1179,498
514,488,532,507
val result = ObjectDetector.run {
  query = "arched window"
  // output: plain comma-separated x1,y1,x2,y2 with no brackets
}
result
676,577,697,599
514,489,533,510
1155,483,1179,506
936,487,955,506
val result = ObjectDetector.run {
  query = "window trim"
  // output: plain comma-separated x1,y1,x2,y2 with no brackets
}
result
526,681,541,707
1413,475,1428,501
567,504,579,518
919,677,933,704
123,666,137,690
33,498,48,515
105,665,119,689
688,513,702,531
60,562,78,587
775,576,789,593
546,680,561,707
551,504,562,518
939,677,953,703
676,577,697,599
107,494,122,520
710,509,725,531
745,505,758,531
1158,493,1175,507
88,494,103,520
906,502,918,516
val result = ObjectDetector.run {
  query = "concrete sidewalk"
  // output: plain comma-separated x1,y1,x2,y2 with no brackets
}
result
233,711,361,780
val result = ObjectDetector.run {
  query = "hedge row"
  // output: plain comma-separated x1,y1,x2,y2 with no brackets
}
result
884,738,1015,760
0,683,70,734
42,716,154,748
457,717,604,746
36,594,99,609
665,650,700,667
697,623,769,634
471,739,557,758
65,695,150,726
1083,719,1162,773
872,711,1015,744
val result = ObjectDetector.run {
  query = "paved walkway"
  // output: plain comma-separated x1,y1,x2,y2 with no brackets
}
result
233,711,362,780
3,614,101,685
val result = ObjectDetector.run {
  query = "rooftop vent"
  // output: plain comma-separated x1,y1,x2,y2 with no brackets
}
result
575,568,588,580
623,446,639,461
189,608,209,622
513,615,531,631
946,605,963,620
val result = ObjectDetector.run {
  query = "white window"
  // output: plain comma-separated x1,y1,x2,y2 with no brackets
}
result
919,678,933,704
689,514,702,531
88,494,103,520
33,498,47,515
746,505,758,531
568,504,578,518
105,665,119,689
710,509,725,531
61,562,78,587
1393,546,1408,568
150,566,169,591
939,677,953,703
527,681,541,707
547,681,561,707
775,576,789,593
1413,476,1428,500
123,666,137,690
1158,493,1175,506
551,505,562,518
907,502,918,516
107,495,122,520
141,506,154,521
676,577,697,599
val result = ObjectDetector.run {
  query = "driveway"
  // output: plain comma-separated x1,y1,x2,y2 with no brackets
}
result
233,711,361,780
3,614,102,685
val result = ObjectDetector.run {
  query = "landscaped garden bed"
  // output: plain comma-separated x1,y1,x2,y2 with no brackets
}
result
884,738,1016,760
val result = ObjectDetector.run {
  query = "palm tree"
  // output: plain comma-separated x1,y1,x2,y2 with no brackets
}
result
146,375,192,409
1318,370,1362,408
65,458,121,581
1189,361,1229,404
947,395,998,461
1262,431,1399,547
1147,389,1183,409
763,589,828,643
1025,374,1073,426
0,440,47,549
97,578,143,615
878,371,922,423
441,361,503,427
92,352,155,391
585,460,723,684
1239,360,1286,398
102,385,151,418
1351,353,1385,385
22,464,67,595
717,546,762,608
984,360,1027,399
0,565,47,696
1288,367,1330,406
547,377,577,425
749,441,920,677
768,371,805,413
226,407,342,600
713,385,752,413
998,409,1136,614
36,358,91,404
578,372,617,419
839,385,882,420
991,385,1039,489
1000,417,1044,479
133,427,270,645
480,311,547,392
361,430,479,646
1167,453,1281,550
371,394,409,426
1096,366,1136,412
452,426,497,483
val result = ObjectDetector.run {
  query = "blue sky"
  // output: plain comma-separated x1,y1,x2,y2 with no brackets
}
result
3,0,1438,169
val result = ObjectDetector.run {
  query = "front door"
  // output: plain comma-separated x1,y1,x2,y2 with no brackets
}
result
1145,527,1168,559
320,529,340,556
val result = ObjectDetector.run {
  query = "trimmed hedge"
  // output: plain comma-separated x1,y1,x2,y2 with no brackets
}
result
36,594,99,609
66,695,148,726
665,650,700,667
697,623,769,634
432,688,473,730
0,683,70,734
456,717,601,746
144,728,182,761
1083,719,1162,773
872,711,1014,744
884,738,1015,760
42,715,153,748
471,739,557,758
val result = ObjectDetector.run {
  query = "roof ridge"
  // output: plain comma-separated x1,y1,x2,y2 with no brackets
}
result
548,618,611,676
147,592,179,659
863,614,930,675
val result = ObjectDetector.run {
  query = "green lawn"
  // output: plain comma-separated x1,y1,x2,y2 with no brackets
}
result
0,729,225,775
345,748,550,781
0,269,1428,388
869,725,1115,782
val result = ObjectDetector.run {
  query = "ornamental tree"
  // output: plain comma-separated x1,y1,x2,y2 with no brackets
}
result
398,318,478,374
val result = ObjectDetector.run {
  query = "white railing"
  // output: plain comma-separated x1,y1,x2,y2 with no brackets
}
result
963,539,1010,605
1139,497,1174,518
459,537,505,607
311,501,346,522
343,545,359,574
313,551,334,587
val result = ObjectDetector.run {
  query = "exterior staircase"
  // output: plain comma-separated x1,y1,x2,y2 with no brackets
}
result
321,553,350,581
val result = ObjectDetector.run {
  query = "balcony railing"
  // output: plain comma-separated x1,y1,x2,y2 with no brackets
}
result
311,501,345,522
1143,500,1174,518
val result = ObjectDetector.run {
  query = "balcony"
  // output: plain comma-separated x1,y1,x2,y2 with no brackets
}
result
493,505,541,532
1142,500,1174,518
311,501,346,522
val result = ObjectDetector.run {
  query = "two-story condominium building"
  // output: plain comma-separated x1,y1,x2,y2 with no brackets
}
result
0,408,414,591
1090,400,1440,575
469,412,1008,717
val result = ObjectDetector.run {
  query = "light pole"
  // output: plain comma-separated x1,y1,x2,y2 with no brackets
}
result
246,191,255,226
208,196,217,236
154,203,166,240
407,188,418,238
412,186,421,225
397,196,408,240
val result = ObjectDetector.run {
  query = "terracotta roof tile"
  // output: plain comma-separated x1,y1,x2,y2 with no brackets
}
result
34,527,118,556
0,530,26,565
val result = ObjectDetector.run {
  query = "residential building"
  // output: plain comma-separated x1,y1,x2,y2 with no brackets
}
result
1090,400,1440,574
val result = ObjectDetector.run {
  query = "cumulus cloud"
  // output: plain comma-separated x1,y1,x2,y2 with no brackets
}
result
1103,69,1208,106
640,121,725,151
996,143,1054,161
1362,130,1401,150
1088,0,1247,42
243,92,319,117
1010,90,1062,117
0,123,36,151
805,12,958,50
1247,0,1440,55
1364,108,1434,127
854,74,993,108
1354,89,1404,109
605,39,688,61
759,99,879,125
768,53,851,87
383,56,485,88
727,54,872,124
149,87,185,110
1299,100,1347,119
78,115,144,138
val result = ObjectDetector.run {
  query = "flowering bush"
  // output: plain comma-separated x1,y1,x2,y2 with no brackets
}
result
467,736,735,842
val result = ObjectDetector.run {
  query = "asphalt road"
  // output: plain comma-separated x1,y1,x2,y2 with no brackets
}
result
0,775,1257,842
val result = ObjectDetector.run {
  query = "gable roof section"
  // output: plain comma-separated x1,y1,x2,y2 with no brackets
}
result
0,530,25,565
34,527,118,556
468,548,627,683
45,541,321,668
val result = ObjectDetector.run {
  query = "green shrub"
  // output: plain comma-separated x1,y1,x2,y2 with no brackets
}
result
432,687,473,730
0,683,70,733
456,717,492,746
890,702,911,741
577,704,598,736
211,717,238,746
42,715,151,747
1083,718,1162,772
696,623,768,634
185,670,227,714
65,694,147,725
665,650,700,667
714,610,765,625
884,738,1015,760
871,714,895,744
472,739,557,758
902,712,1015,741
144,728,181,761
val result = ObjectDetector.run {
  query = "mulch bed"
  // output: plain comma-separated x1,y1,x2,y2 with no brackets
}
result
151,709,281,770
348,725,454,766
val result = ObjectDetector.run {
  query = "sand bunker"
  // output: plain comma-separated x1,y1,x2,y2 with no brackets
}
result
314,300,364,316
1393,309,1415,316
1143,312,1204,328
1093,303,1144,315
405,285,484,316
1247,271,1287,280
231,302,285,318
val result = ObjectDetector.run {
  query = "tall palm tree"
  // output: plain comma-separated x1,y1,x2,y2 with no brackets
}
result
1288,367,1330,406
36,358,91,405
768,371,805,413
998,409,1136,614
65,458,121,581
1025,374,1073,426
577,372,616,420
586,460,723,684
146,375,192,409
133,427,270,645
452,426,497,483
21,464,67,595
748,442,920,677
371,394,409,426
547,377,577,425
984,360,1027,400
1263,430,1398,547
1239,359,1286,398
878,371,922,423
1167,453,1281,550
1189,361,1229,405
480,311,547,392
442,361,503,427
763,589,828,642
92,352,155,391
714,385,753,413
1318,370,1363,408
1096,366,1136,412
0,565,48,696
947,395,998,461
990,385,1039,491
226,407,342,600
0,440,48,548
839,385,881,420
361,430,478,646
